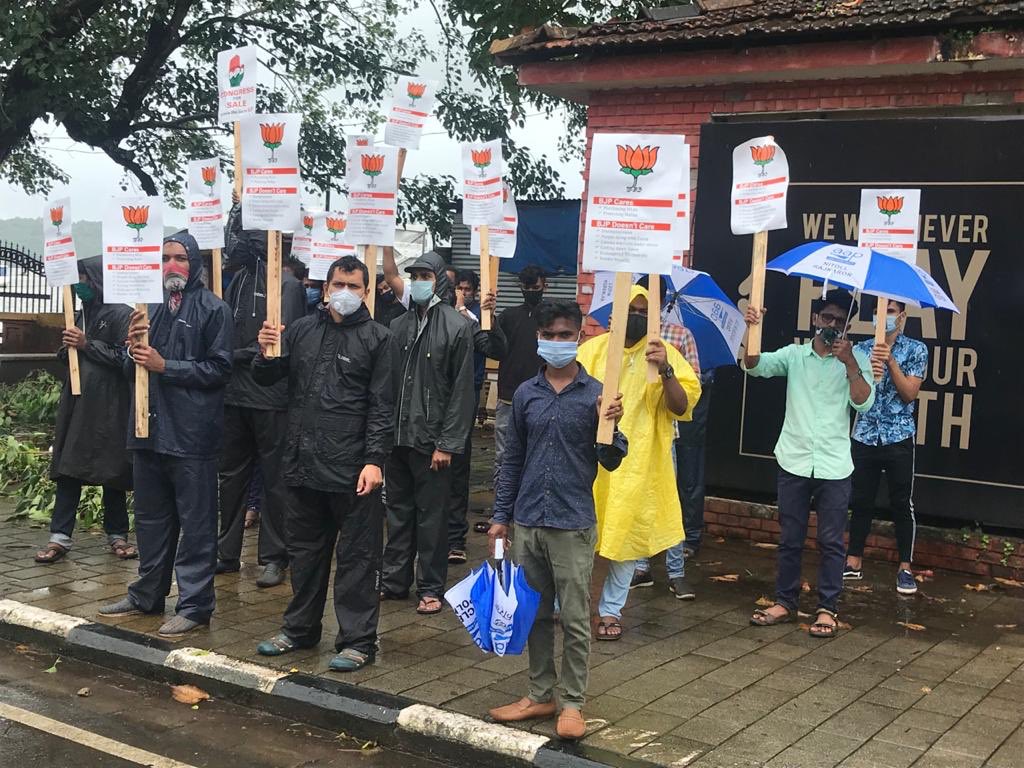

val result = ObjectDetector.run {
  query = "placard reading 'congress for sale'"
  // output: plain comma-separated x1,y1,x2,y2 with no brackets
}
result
471,183,518,258
240,113,302,232
42,196,78,287
858,188,922,263
186,158,225,250
730,136,790,235
345,145,399,247
102,195,164,305
383,76,438,151
216,45,258,124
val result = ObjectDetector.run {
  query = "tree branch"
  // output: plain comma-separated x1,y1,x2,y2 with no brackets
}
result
130,113,219,131
100,140,159,196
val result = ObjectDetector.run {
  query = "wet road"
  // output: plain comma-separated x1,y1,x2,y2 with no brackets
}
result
0,640,448,768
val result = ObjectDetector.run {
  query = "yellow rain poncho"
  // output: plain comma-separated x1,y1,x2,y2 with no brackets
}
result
577,285,702,562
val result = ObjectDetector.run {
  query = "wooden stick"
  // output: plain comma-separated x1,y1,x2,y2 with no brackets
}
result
134,304,149,438
746,230,768,356
489,255,499,296
479,226,492,331
397,148,408,180
265,230,282,358
365,245,378,317
597,272,632,445
647,273,661,383
61,285,81,395
873,296,888,382
233,122,243,200
211,247,222,298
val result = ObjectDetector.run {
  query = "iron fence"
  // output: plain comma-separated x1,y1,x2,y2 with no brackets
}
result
0,241,63,314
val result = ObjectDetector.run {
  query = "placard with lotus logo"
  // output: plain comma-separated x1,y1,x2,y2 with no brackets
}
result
186,157,225,250
461,139,504,226
239,112,303,231
309,211,357,280
42,196,79,286
345,144,399,247
471,182,518,259
384,75,438,150
216,45,258,123
730,135,790,235
857,188,921,264
101,195,164,305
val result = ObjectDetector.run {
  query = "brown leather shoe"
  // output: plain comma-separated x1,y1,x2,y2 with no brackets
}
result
556,707,586,740
488,697,557,723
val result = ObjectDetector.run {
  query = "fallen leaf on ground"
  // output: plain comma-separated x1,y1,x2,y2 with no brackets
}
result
76,687,90,697
14,644,31,654
921,686,932,694
995,624,1018,629
289,668,299,673
801,581,812,593
847,585,873,593
994,577,1024,588
753,542,778,549
191,704,200,710
897,621,926,632
755,596,774,607
170,684,210,705
915,569,934,578
964,583,991,592
709,574,739,583
914,574,932,583
44,658,61,674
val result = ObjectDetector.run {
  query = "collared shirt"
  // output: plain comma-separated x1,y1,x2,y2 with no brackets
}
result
745,341,875,480
661,321,701,375
492,365,627,529
853,334,928,446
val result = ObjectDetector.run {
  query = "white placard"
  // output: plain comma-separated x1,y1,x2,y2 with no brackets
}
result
462,139,504,226
470,183,518,258
345,133,374,169
730,136,790,235
308,211,357,280
383,76,438,150
291,210,314,264
102,196,164,305
857,188,921,264
673,144,692,264
240,113,302,231
582,133,686,274
186,158,225,250
345,144,399,246
216,46,258,124
42,197,78,286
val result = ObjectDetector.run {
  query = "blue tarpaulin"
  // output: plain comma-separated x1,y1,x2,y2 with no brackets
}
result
505,201,579,276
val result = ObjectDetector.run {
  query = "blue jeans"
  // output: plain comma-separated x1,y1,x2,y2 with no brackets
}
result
635,548,687,580
598,559,637,619
677,375,711,551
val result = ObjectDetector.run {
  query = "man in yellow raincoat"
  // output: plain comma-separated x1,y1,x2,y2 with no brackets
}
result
577,284,702,641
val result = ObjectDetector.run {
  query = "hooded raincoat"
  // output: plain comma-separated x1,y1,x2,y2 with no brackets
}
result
576,285,703,562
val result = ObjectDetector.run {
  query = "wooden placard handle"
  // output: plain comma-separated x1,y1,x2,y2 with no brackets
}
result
597,272,633,445
873,295,888,381
62,285,81,396
233,121,243,200
646,273,661,383
746,230,768,357
211,247,222,298
265,230,282,358
365,245,378,317
479,226,492,331
134,303,149,438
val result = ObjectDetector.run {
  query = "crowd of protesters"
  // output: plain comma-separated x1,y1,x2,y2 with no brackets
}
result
35,206,925,739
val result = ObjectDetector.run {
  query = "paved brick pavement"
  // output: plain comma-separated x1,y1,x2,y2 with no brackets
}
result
2,429,1024,767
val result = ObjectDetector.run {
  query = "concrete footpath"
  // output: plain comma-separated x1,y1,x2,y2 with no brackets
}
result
3,432,1024,767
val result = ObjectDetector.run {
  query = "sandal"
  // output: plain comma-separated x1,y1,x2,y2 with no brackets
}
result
595,618,622,641
416,596,443,615
809,609,839,639
473,522,490,534
34,543,68,564
109,539,138,560
329,647,373,672
750,606,793,626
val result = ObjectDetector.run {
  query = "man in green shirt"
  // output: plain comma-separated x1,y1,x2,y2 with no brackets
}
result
743,289,879,638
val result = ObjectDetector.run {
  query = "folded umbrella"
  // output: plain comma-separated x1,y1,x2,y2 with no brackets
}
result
444,563,495,653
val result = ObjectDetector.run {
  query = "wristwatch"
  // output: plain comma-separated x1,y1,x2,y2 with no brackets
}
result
660,364,674,380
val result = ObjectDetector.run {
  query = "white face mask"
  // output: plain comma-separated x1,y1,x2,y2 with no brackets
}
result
329,289,363,316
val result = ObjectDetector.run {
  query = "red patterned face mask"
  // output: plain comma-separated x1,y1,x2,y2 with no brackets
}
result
163,259,189,313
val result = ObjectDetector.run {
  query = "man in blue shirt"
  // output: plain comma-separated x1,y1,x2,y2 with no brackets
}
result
845,299,928,594
487,299,625,740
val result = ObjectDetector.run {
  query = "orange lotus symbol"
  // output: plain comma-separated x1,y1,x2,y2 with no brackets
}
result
260,122,285,163
877,195,904,225
326,216,346,240
361,153,385,188
201,165,217,195
617,145,659,192
502,185,509,204
471,147,492,178
122,205,150,242
407,82,426,107
302,214,314,235
750,144,776,177
49,206,64,235
228,54,244,87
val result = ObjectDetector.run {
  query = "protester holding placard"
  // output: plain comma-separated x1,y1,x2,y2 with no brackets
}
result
215,196,307,587
250,256,393,672
380,251,476,616
35,257,136,565
744,289,876,639
374,270,406,326
100,232,233,638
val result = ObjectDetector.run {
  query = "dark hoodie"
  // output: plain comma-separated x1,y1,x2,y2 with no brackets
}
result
123,232,233,458
389,251,476,455
50,256,134,489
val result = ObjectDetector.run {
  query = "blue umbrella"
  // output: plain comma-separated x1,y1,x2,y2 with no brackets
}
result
444,563,495,652
444,558,540,656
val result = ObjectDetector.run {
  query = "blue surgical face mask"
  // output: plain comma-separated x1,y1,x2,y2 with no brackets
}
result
305,287,320,306
873,315,899,333
410,280,435,305
537,338,579,369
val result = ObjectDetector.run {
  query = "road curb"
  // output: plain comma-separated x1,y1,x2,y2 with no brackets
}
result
0,599,657,768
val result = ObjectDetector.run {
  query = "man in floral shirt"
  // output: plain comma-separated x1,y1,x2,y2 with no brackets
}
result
844,299,928,595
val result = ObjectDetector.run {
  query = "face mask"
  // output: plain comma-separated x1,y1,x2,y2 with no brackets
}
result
410,280,435,305
817,326,840,346
305,287,321,306
73,282,94,302
873,315,899,333
329,289,363,316
163,260,189,292
378,288,395,305
537,339,578,369
625,312,647,344
522,289,543,307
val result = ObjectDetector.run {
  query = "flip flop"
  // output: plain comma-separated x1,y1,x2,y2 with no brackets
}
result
750,606,793,626
109,539,138,560
595,619,622,641
35,543,68,564
416,597,443,615
809,609,839,639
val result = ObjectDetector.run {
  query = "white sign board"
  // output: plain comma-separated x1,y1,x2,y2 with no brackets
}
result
730,136,790,235
345,133,374,169
240,113,302,231
461,139,504,226
345,145,398,246
216,46,258,124
673,144,692,263
291,210,314,264
470,183,518,258
42,197,78,286
308,211,357,280
383,76,438,150
582,133,686,274
857,188,921,264
186,158,225,250
102,196,164,305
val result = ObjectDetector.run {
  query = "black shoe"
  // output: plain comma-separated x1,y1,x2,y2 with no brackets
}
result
216,559,240,574
668,577,696,600
256,563,286,588
629,570,654,589
842,566,863,581
448,549,467,564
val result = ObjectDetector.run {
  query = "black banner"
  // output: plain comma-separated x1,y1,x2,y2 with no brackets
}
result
692,118,1024,528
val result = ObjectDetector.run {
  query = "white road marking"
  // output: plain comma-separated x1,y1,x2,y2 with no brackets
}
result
0,701,199,768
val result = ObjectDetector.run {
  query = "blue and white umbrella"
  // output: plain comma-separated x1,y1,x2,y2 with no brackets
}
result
589,268,745,369
767,241,959,312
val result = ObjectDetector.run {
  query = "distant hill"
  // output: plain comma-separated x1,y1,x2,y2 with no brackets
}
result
0,218,178,260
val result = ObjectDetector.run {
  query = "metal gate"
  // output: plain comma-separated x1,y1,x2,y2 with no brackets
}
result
0,242,62,314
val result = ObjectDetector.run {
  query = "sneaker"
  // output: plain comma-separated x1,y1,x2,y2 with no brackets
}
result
896,569,918,595
256,563,286,588
668,577,696,600
157,615,206,637
843,566,863,581
629,570,654,589
215,559,240,575
257,633,300,657
328,648,373,672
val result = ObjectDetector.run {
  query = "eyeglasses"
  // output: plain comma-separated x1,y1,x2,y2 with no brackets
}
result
818,312,846,326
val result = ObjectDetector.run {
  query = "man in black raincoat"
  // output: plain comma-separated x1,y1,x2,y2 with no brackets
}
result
35,257,135,564
100,232,233,638
381,251,475,615
216,201,307,587
250,255,393,672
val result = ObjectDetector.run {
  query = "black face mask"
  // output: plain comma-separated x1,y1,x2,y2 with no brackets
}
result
522,289,543,307
625,312,647,344
817,326,840,346
378,290,395,305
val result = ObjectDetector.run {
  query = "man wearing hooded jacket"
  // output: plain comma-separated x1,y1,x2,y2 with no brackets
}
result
216,201,307,586
381,251,476,615
100,232,233,638
35,256,135,564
